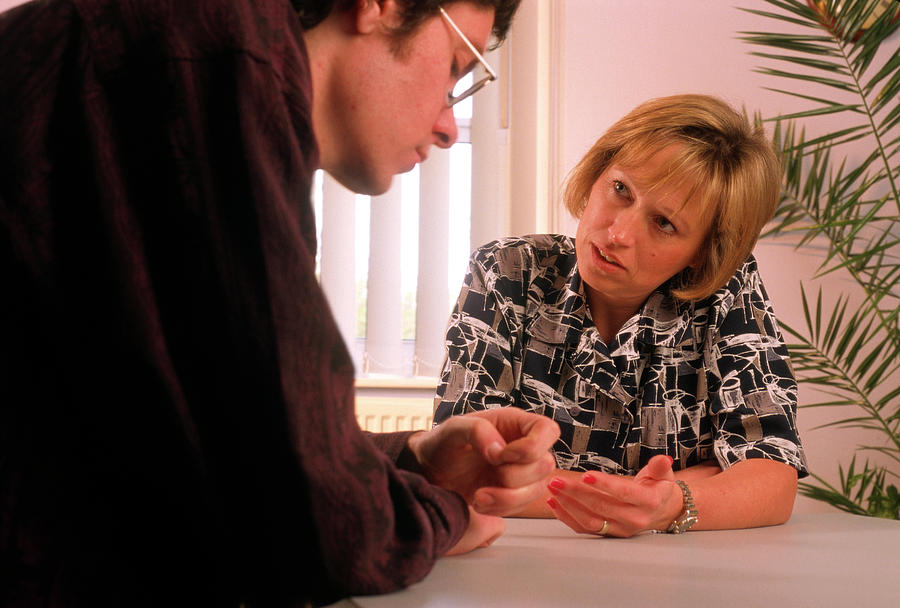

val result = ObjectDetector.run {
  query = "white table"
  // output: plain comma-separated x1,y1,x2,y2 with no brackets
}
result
333,513,900,607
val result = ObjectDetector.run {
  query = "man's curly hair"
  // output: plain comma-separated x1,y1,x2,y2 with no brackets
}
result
293,0,521,48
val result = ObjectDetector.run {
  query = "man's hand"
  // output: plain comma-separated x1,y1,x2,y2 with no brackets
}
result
444,507,506,556
407,409,559,516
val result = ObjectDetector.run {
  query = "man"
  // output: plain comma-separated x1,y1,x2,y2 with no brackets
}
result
0,0,558,605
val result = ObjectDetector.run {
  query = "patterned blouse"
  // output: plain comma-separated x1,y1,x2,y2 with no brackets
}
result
434,234,808,477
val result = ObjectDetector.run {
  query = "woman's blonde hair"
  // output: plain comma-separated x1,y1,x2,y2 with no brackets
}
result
563,94,782,301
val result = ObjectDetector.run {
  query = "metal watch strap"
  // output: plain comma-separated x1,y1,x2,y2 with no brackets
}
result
667,479,699,534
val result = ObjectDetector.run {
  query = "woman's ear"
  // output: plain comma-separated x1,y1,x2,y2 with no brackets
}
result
689,226,717,270
687,240,710,270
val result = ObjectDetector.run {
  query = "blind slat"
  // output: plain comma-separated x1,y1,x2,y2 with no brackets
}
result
415,149,452,376
365,182,404,374
320,174,357,349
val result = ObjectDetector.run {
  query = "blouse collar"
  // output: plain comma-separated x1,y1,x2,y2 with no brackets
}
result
535,264,700,405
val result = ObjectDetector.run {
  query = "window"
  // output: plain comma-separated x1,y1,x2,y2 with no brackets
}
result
314,80,478,380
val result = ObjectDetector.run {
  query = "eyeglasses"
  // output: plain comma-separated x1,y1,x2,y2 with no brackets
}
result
439,6,497,107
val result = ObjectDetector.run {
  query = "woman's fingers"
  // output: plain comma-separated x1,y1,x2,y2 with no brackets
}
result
547,473,669,536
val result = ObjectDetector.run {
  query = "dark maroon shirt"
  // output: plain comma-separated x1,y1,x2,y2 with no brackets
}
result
0,0,467,605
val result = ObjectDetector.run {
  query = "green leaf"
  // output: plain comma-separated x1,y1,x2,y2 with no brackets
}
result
748,51,851,74
753,67,857,93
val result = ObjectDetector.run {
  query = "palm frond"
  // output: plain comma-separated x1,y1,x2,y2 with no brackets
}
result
799,457,900,519
743,0,899,518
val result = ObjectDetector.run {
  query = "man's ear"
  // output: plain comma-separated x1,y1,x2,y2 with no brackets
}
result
354,0,402,34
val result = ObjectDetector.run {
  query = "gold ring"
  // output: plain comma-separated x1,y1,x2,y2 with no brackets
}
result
597,519,610,536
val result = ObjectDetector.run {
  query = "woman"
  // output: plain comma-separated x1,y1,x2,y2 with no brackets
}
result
434,94,808,537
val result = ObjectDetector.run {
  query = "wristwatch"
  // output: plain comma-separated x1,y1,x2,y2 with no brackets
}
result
666,480,699,534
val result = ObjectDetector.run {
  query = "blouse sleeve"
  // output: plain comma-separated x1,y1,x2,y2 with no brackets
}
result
704,264,809,477
433,243,521,425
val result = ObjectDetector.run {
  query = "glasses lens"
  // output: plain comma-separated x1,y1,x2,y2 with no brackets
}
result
451,71,477,102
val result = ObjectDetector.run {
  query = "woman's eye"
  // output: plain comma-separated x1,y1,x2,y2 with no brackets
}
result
612,180,630,198
656,216,676,234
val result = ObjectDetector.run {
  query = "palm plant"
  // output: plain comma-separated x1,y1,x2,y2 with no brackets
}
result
738,0,900,518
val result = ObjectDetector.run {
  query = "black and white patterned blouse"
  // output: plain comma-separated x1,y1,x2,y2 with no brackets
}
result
434,234,808,477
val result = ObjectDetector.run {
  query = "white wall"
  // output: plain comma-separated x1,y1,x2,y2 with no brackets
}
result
543,0,900,514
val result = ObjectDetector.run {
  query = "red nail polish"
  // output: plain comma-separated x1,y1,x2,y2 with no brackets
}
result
667,456,675,465
549,478,565,490
546,497,558,509
582,473,596,484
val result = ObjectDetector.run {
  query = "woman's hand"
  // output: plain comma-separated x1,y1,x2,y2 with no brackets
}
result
545,455,683,537
546,458,797,535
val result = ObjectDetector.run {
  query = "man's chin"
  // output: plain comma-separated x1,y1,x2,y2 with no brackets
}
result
323,168,393,197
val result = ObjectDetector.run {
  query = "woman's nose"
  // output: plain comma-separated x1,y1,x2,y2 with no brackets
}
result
608,209,637,246
433,104,458,149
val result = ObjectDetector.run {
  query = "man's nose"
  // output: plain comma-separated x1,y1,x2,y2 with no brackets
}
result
433,104,459,149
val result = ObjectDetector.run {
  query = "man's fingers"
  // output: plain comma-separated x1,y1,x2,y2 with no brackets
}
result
503,416,560,462
470,479,549,516
470,452,556,515
445,508,506,556
458,415,509,466
470,409,560,464
491,451,557,488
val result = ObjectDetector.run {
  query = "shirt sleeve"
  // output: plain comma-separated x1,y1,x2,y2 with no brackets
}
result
704,265,809,477
434,243,520,425
368,430,427,475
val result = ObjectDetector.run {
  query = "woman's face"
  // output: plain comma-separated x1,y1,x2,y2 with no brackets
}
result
575,145,712,315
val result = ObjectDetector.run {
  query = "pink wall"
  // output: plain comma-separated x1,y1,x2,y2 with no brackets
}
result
0,0,25,13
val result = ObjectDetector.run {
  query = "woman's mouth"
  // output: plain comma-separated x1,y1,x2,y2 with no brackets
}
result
594,246,623,269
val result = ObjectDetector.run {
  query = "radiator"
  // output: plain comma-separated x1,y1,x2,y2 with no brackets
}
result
355,397,434,432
